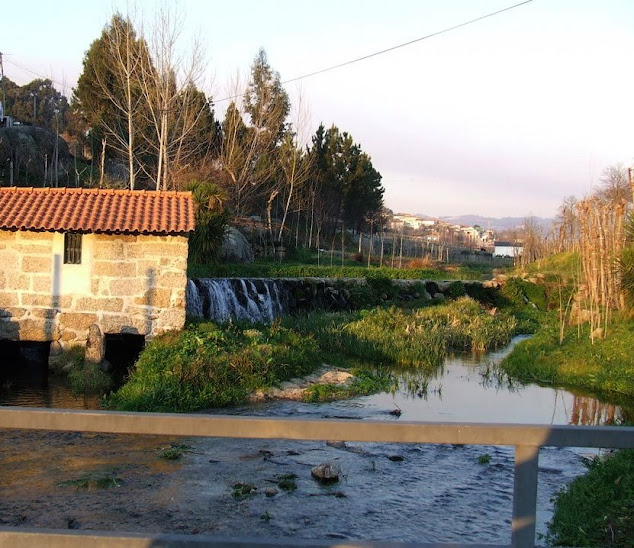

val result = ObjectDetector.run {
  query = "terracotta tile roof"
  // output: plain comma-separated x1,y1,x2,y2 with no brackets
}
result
0,187,195,235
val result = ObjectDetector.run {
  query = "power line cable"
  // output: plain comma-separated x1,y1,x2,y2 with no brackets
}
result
4,57,73,92
215,0,535,103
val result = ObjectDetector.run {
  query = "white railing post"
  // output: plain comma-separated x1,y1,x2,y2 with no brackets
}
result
512,444,539,548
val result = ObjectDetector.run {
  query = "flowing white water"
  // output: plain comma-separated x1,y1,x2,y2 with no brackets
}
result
187,278,287,323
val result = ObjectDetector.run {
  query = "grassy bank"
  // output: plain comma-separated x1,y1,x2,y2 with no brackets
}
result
106,296,519,412
291,297,517,372
499,252,634,399
547,449,634,547
501,314,634,400
105,322,322,412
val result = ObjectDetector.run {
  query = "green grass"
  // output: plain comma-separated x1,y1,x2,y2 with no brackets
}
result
337,298,516,365
501,316,634,399
49,346,85,374
516,251,581,281
547,449,634,547
68,363,113,395
232,482,257,498
58,469,122,490
187,259,489,281
286,298,516,377
49,345,114,395
276,473,298,491
159,443,192,460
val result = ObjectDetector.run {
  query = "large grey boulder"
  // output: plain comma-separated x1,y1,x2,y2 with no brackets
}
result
0,126,70,180
221,227,254,263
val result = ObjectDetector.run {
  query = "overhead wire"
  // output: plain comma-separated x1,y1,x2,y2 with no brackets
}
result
4,56,73,92
215,0,535,103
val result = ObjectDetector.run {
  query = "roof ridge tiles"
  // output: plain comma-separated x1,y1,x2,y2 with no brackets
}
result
0,186,193,196
0,186,195,234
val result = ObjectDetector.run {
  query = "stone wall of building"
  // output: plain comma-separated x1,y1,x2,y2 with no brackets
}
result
0,230,189,355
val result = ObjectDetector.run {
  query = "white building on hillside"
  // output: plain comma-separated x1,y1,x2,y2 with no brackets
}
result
494,241,523,257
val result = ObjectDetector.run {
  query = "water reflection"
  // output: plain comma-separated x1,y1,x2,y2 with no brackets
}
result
0,373,100,409
396,368,444,400
0,340,100,409
569,395,618,426
367,336,628,427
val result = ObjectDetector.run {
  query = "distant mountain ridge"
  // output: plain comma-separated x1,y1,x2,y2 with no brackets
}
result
417,214,553,231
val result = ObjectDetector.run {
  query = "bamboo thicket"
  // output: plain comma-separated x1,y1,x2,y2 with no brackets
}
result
577,197,628,339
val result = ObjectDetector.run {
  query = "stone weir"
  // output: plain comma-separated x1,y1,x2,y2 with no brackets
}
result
186,278,487,323
186,278,354,323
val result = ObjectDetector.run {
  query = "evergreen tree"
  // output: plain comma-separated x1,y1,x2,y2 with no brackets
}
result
6,78,69,133
307,124,384,239
244,48,290,143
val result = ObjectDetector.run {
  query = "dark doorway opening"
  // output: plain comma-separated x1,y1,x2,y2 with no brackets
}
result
0,340,50,384
0,340,53,406
104,334,145,383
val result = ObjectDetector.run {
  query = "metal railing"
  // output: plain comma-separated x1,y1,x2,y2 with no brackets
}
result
1,406,633,548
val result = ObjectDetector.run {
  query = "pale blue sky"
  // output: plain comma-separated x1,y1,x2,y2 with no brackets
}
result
3,0,634,218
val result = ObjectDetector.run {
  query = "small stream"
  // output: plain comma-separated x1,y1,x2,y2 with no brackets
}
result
0,337,627,543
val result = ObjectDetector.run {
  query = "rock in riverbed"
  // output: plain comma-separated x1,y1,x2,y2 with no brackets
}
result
311,462,341,484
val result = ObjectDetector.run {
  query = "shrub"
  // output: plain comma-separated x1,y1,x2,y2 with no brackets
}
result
186,180,229,265
366,276,399,300
68,362,113,395
465,283,509,308
446,281,466,299
501,277,547,311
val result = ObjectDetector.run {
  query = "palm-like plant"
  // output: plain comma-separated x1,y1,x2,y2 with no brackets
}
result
185,180,228,265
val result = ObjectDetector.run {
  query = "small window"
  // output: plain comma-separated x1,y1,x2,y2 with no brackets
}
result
63,232,82,264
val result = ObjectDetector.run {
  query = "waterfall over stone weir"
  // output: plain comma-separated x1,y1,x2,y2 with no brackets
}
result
186,278,287,323
186,277,361,323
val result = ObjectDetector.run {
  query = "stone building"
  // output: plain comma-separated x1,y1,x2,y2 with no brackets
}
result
0,187,195,363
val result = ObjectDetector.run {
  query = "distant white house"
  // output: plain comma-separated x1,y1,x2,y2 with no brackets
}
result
494,241,523,257
420,219,438,227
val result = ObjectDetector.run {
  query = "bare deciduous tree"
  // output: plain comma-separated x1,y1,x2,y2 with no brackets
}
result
595,164,631,204
76,13,148,189
275,89,313,242
138,6,211,190
577,196,628,339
